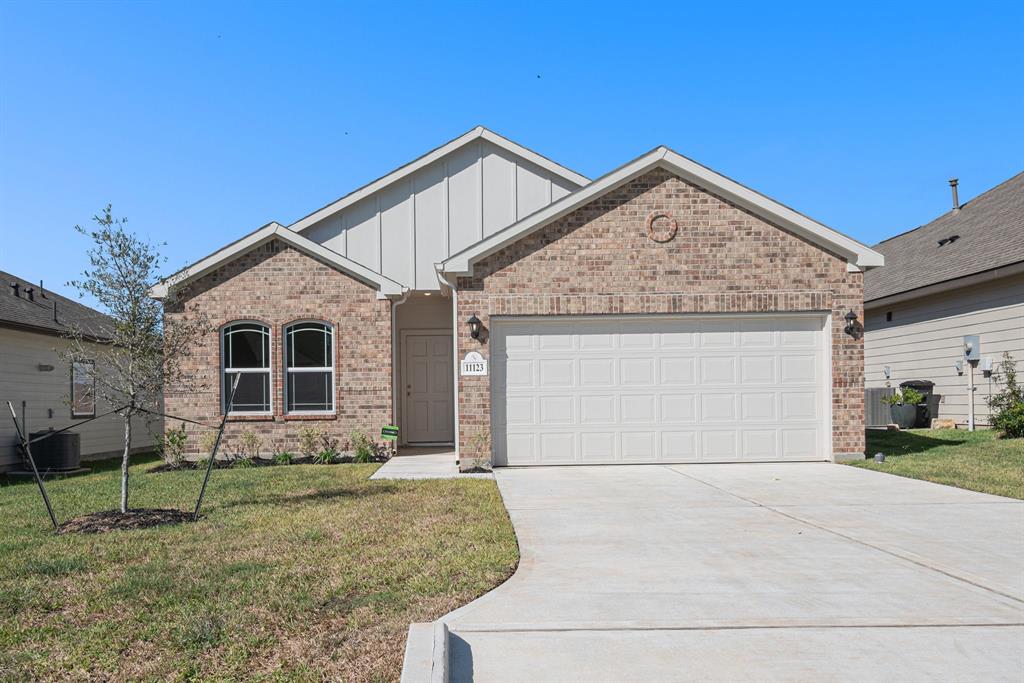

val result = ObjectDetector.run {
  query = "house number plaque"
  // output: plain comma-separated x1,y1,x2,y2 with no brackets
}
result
460,351,488,376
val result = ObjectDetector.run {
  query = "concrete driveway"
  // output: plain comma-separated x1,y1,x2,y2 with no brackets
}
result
443,463,1024,682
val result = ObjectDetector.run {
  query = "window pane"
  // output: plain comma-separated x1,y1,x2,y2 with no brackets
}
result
287,323,331,368
226,372,270,412
287,371,332,412
226,325,268,369
72,362,95,416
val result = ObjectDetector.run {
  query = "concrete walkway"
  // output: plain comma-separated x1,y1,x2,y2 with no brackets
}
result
439,463,1024,682
370,448,492,480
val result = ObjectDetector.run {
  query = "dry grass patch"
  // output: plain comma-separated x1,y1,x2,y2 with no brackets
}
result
0,455,518,681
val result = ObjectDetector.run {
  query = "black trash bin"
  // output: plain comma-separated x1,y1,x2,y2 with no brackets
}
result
899,380,939,428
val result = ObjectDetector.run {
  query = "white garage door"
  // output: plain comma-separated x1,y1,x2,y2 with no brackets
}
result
491,315,830,466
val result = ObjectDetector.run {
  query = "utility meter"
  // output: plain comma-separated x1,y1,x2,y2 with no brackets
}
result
963,335,980,362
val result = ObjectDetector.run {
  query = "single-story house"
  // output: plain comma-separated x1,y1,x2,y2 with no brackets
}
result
155,127,884,470
864,172,1024,427
0,271,157,472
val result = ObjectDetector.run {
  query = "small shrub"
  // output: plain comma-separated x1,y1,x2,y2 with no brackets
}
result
198,431,219,457
992,402,1024,438
157,423,188,467
232,457,254,469
273,452,293,465
297,425,326,457
350,431,375,463
989,353,1024,438
882,387,925,406
312,450,335,465
239,431,262,460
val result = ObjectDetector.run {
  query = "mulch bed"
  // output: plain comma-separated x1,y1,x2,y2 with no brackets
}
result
58,508,193,534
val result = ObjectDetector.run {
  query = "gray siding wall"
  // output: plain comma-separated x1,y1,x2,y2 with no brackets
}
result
302,140,577,291
864,272,1024,426
0,327,159,471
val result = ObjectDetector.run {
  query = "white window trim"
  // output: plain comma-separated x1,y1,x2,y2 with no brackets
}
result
221,322,273,416
284,320,336,415
71,359,96,418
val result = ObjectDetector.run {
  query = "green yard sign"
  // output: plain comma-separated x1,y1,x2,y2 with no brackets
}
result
381,425,399,441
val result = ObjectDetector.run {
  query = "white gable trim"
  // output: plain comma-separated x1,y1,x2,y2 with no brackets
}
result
149,222,405,299
440,147,884,276
290,126,589,234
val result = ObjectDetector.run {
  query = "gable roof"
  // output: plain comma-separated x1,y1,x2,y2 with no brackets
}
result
0,270,115,340
440,146,884,277
150,223,405,299
290,126,590,234
864,171,1024,303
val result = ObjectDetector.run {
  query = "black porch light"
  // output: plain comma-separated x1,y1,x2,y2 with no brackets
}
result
467,315,482,340
843,309,858,338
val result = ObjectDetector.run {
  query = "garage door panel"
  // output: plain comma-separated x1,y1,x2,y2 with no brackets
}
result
700,356,737,384
660,357,696,385
661,394,697,423
493,315,828,466
580,358,616,386
620,358,655,385
621,394,657,423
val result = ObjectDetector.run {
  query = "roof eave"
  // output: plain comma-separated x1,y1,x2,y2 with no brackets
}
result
441,148,884,276
150,223,406,300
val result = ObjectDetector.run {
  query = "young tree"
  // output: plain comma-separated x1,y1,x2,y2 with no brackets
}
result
63,205,208,512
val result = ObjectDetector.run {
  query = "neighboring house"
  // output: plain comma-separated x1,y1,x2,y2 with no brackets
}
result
0,271,158,471
155,127,883,469
864,173,1024,427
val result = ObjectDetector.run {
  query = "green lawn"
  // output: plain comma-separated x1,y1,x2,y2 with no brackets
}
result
0,456,518,682
851,428,1024,499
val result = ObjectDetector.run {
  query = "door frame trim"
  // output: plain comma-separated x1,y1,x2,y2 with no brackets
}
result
400,328,455,445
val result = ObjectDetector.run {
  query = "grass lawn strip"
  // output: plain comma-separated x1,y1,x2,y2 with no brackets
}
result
0,455,518,682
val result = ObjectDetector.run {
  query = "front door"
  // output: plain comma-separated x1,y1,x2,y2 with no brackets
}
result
403,333,454,444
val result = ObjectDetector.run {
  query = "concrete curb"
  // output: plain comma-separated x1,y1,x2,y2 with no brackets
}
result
400,621,449,683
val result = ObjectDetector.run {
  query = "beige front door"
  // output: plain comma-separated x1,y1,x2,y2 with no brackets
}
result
403,333,454,443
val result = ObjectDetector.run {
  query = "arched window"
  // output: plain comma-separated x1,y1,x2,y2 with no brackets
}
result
222,322,271,414
284,321,334,413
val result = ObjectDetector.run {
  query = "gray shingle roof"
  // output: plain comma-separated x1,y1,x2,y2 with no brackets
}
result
0,270,114,340
864,172,1024,302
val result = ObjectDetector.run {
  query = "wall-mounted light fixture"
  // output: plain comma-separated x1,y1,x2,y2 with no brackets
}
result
843,310,859,338
883,366,891,379
467,315,482,340
954,360,964,376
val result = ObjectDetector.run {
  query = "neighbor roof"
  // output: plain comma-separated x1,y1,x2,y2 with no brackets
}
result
290,126,590,234
149,222,406,299
0,270,114,340
440,146,884,276
864,171,1024,302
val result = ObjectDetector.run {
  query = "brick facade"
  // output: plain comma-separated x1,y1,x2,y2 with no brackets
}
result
163,240,392,457
455,168,864,469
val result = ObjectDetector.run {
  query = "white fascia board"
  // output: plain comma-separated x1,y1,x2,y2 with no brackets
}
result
441,147,884,276
149,223,405,299
290,126,589,234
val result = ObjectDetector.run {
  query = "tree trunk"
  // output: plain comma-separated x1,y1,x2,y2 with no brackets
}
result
120,413,132,513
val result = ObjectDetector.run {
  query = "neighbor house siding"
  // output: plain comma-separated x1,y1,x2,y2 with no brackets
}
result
0,327,157,471
163,239,392,458
864,271,1024,426
454,168,865,469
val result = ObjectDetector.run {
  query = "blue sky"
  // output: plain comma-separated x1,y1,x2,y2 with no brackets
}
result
1,1,1021,303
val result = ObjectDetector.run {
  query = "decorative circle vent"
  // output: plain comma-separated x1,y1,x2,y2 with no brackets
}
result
645,211,678,243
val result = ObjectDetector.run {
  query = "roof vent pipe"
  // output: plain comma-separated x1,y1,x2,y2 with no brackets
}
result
10,281,19,297
949,178,960,212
